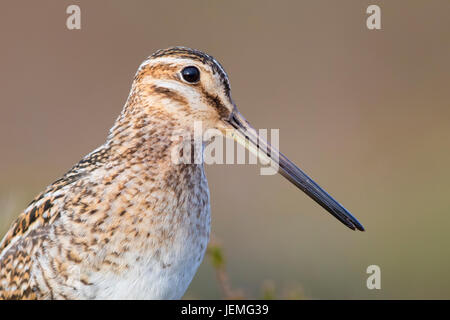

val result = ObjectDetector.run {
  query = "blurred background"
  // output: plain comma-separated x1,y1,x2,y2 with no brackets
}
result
1,0,449,299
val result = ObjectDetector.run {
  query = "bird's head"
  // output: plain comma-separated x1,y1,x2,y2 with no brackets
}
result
132,46,235,134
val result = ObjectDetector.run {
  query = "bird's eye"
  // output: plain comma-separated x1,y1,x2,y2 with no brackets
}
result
181,66,200,83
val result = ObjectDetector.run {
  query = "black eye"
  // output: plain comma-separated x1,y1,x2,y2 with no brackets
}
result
181,66,200,83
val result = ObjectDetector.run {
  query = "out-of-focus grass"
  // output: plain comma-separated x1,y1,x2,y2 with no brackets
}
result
205,238,305,300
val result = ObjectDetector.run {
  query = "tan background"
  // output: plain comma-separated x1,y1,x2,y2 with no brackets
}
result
1,0,449,299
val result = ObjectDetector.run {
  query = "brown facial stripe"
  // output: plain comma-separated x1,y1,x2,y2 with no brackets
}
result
149,85,189,106
198,85,231,119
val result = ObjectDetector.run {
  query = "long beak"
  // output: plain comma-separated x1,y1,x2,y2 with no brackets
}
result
225,109,365,231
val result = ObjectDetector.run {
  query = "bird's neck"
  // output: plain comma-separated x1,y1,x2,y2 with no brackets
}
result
104,100,203,172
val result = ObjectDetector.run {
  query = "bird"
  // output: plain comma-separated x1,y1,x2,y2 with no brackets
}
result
0,47,364,300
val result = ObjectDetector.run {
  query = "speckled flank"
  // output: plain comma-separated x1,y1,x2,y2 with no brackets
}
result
0,47,235,299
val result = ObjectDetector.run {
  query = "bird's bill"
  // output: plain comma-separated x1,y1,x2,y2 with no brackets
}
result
224,109,365,231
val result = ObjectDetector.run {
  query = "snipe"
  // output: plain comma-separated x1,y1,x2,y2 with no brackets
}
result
0,47,363,300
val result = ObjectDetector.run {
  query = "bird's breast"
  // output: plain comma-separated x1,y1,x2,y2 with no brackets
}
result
81,163,211,299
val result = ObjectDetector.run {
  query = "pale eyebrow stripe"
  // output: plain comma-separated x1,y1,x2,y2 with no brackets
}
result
137,57,202,72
